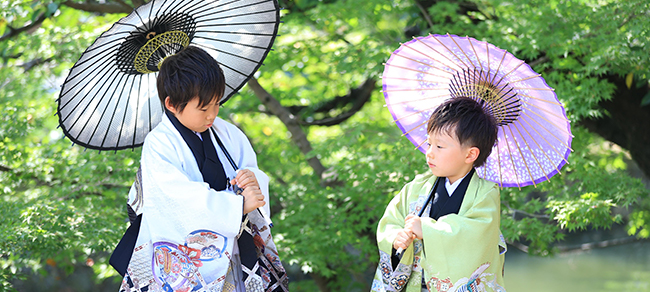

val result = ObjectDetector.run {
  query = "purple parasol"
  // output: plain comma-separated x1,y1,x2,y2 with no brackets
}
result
382,34,572,188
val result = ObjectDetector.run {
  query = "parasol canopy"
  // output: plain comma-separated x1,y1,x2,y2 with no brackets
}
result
382,34,572,188
57,0,280,150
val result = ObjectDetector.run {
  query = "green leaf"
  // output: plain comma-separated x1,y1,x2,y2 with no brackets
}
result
45,3,59,18
642,91,650,107
626,72,634,89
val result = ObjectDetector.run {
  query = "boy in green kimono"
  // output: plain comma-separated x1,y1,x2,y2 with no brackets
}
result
372,97,507,292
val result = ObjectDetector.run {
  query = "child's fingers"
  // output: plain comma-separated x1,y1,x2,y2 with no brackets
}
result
394,236,409,250
405,219,416,230
235,169,253,181
399,237,413,249
394,229,416,250
238,177,259,189
403,228,416,240
242,186,265,213
253,196,265,208
235,170,259,189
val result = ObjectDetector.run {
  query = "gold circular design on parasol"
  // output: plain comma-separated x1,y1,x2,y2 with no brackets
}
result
450,68,521,126
134,30,190,74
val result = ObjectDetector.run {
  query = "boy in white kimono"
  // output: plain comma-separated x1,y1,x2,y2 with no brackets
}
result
116,46,288,292
372,97,507,292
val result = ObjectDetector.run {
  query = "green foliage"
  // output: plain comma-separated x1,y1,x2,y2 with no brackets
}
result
228,87,427,289
500,127,648,255
1,4,136,289
475,0,650,120
0,66,139,286
629,200,650,238
548,192,618,231
1,0,650,291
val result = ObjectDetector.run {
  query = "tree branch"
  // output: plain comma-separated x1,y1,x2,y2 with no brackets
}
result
413,0,434,29
555,236,646,253
0,165,53,188
1,164,129,199
506,240,529,253
61,1,133,14
618,12,636,29
132,0,147,8
291,78,376,126
528,55,550,68
504,202,551,219
113,0,131,9
0,13,47,43
19,57,55,72
247,77,327,179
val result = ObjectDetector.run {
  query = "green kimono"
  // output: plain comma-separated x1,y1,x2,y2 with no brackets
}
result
372,172,507,292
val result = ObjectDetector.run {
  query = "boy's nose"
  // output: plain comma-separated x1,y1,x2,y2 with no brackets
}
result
207,108,218,120
425,147,434,158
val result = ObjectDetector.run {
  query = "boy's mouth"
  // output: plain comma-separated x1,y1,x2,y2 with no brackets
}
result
206,123,212,128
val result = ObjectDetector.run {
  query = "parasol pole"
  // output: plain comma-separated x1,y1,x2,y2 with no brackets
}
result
211,127,273,228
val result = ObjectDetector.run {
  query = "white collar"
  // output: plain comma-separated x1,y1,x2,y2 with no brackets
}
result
445,171,471,196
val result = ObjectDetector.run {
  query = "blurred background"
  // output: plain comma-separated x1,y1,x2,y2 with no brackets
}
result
1,0,649,291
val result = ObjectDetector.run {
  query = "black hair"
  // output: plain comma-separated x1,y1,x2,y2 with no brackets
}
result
156,46,225,113
426,97,498,167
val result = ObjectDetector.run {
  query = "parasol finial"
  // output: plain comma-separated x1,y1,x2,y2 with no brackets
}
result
134,30,190,74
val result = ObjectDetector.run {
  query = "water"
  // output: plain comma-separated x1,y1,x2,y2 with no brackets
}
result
504,241,650,291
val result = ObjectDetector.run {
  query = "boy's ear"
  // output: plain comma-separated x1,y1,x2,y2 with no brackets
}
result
164,96,177,114
465,147,480,164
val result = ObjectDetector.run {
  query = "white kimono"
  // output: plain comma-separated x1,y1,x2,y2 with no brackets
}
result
120,114,279,292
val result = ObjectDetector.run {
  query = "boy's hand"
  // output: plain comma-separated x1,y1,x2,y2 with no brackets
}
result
230,169,259,190
405,214,423,240
242,185,265,214
393,229,416,251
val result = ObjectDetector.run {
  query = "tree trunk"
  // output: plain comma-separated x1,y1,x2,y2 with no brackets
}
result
247,78,327,178
579,74,650,178
311,273,333,292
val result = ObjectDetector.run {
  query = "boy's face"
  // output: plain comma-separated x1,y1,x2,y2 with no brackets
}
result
425,129,477,184
165,96,219,133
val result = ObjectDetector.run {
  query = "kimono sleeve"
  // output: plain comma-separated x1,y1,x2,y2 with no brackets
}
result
139,131,244,242
373,181,420,292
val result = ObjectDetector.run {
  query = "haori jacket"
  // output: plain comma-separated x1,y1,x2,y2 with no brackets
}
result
372,172,507,292
119,114,286,292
